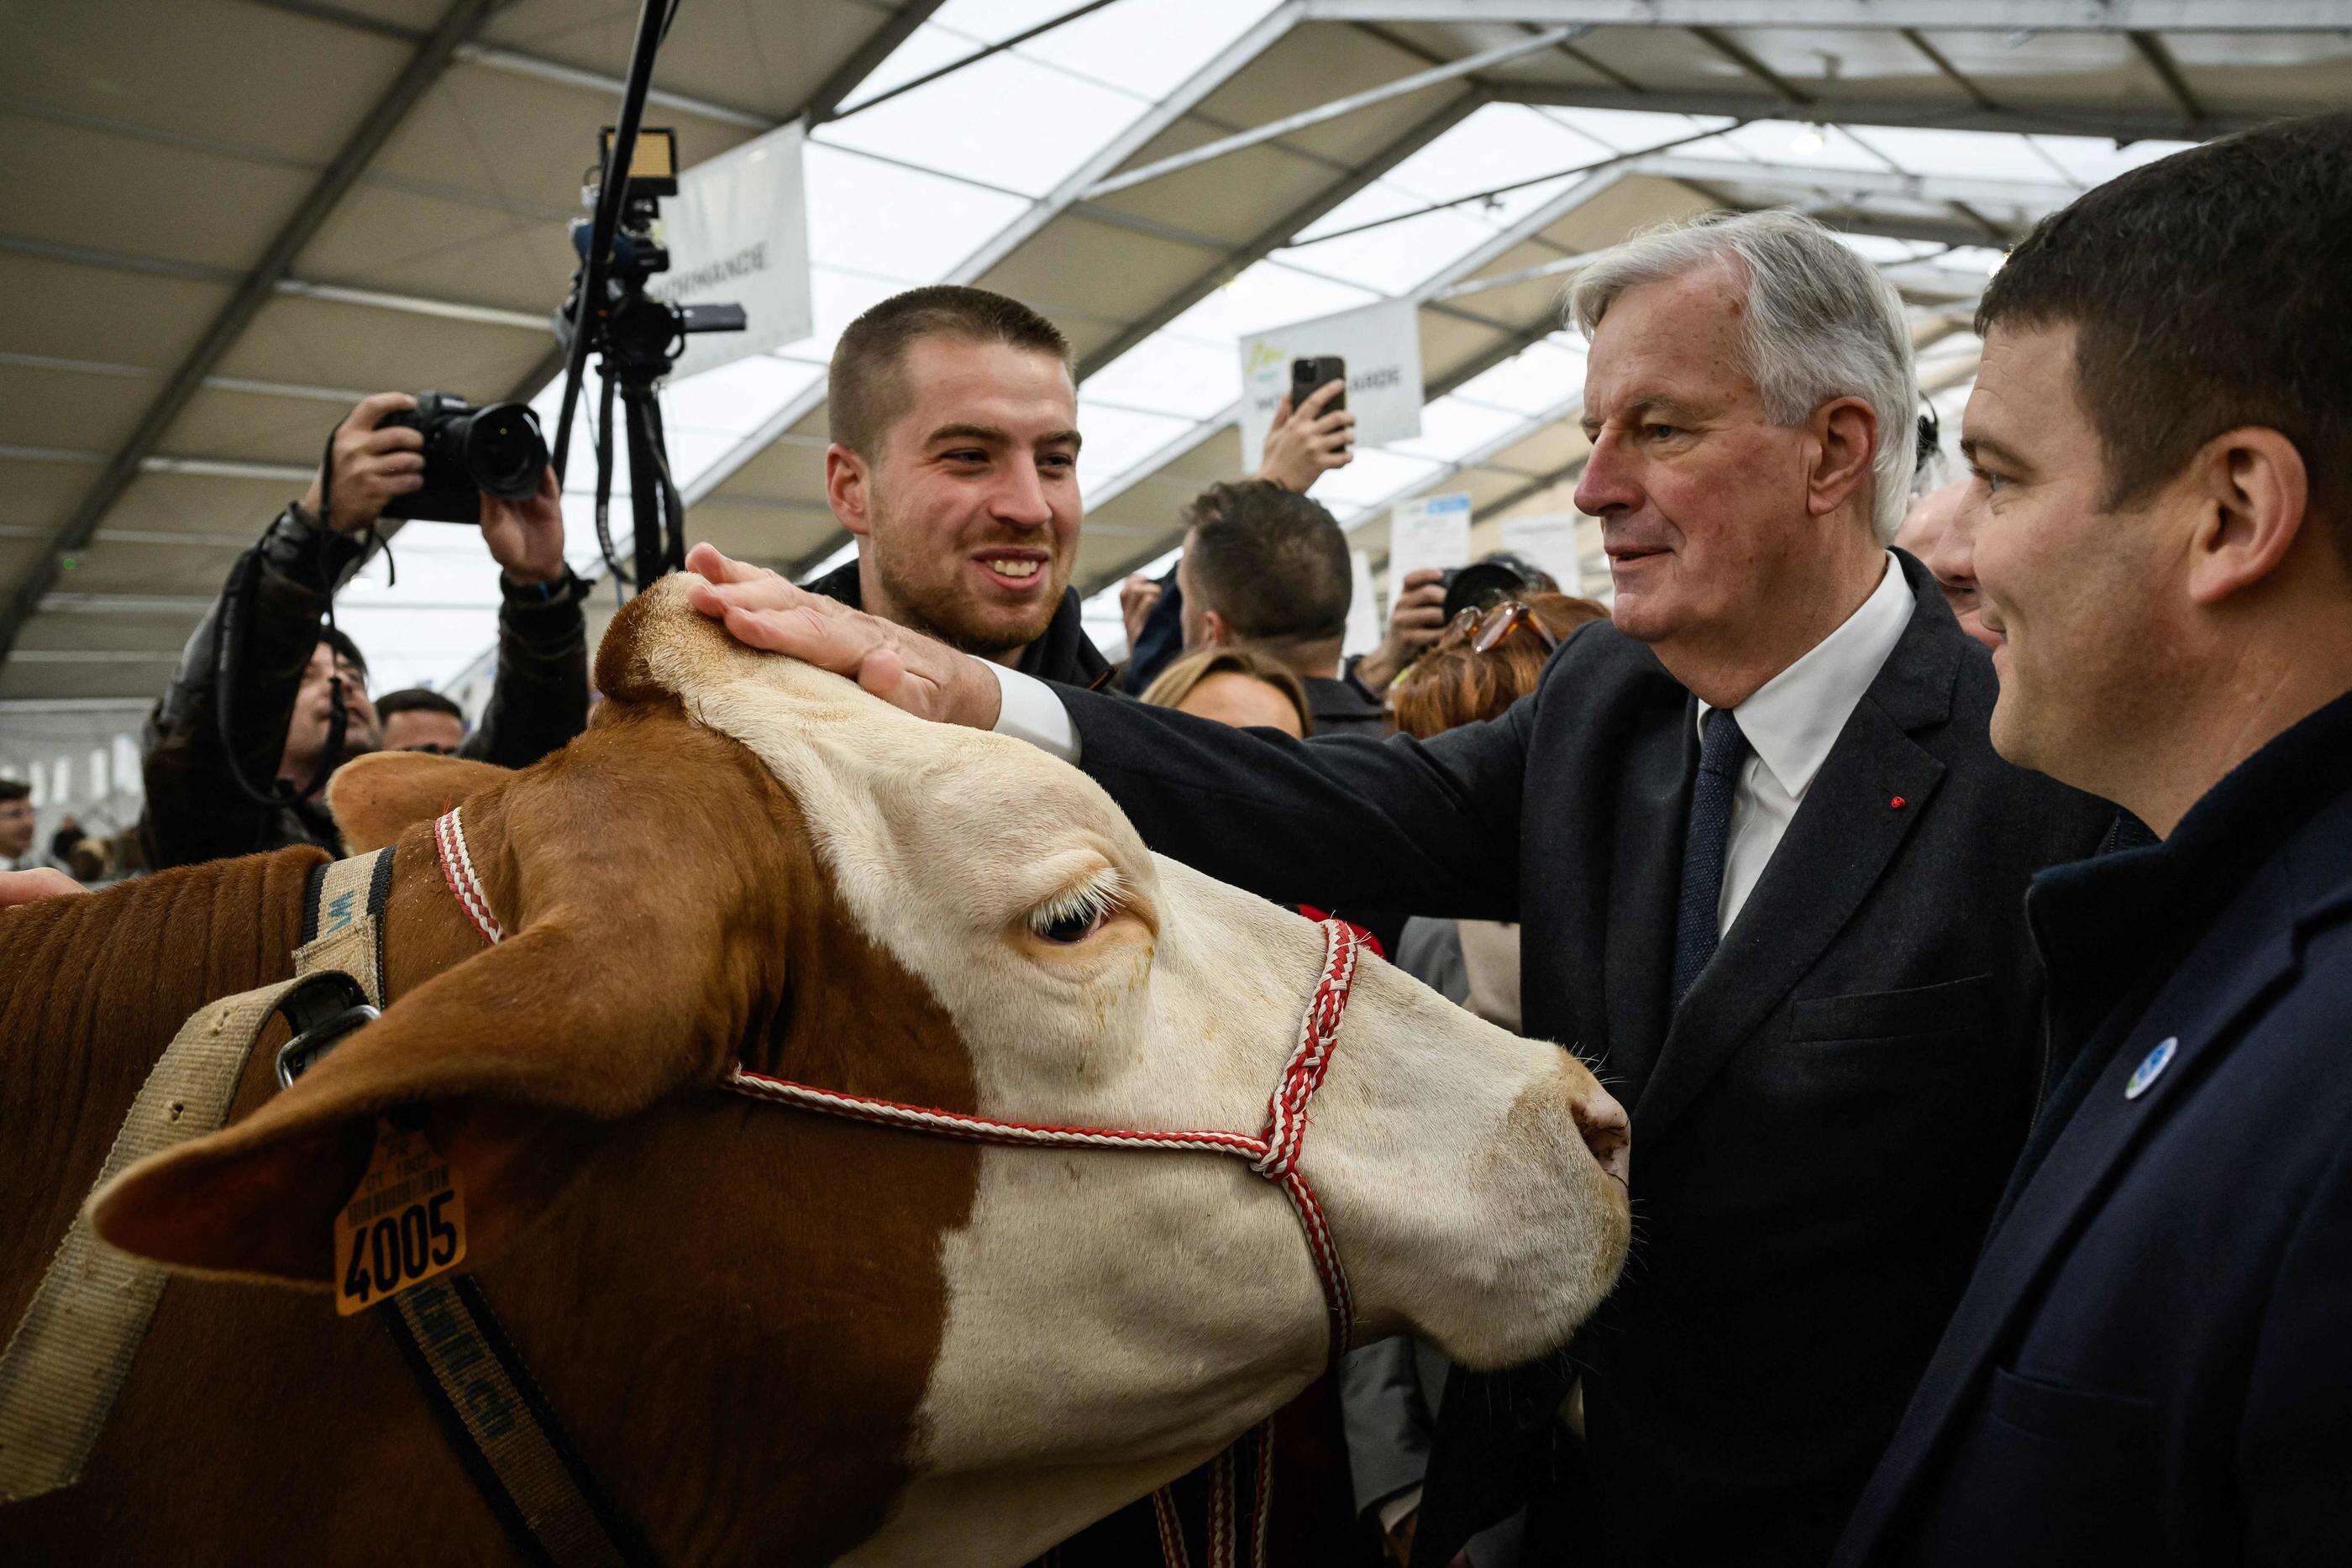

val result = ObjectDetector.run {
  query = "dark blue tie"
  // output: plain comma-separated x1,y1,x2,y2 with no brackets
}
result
1672,706,1750,1009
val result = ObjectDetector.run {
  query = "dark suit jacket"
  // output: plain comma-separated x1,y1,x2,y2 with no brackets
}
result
1053,551,2114,1566
1835,690,2352,1568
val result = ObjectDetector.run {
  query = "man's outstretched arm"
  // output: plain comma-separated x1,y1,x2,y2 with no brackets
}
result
682,544,1528,920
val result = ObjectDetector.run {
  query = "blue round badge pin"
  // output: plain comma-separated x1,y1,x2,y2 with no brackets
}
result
2125,1036,2178,1100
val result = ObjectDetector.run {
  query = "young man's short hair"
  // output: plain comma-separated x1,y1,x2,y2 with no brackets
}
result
828,285,1071,459
375,687,464,724
1182,480,1352,650
0,778,29,805
1978,111,2352,566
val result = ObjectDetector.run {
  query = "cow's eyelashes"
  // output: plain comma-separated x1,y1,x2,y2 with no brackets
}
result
1026,872,1126,946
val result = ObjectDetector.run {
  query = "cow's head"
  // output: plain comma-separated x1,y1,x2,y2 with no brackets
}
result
92,579,1628,1559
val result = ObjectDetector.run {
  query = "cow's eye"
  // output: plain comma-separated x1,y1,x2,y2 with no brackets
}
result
1026,873,1124,947
1036,906,1105,944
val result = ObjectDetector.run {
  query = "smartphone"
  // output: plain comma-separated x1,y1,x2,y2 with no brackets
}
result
1290,355,1346,414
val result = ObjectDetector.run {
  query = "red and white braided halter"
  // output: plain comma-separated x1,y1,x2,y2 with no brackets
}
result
430,804,1365,1358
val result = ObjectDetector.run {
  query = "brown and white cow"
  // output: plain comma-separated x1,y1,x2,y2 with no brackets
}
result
0,579,1630,1563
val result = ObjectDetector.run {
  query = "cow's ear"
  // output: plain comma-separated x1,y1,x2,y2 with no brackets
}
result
91,732,793,1288
328,750,512,853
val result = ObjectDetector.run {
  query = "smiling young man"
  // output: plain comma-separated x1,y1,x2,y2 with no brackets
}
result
801,286,1107,686
1835,113,2352,1568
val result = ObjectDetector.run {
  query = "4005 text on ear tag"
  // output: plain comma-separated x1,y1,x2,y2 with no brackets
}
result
333,1118,467,1315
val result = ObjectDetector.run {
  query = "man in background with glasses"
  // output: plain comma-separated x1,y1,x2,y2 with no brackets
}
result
680,209,2115,1567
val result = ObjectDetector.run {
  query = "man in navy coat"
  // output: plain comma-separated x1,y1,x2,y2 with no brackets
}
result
1834,111,2352,1566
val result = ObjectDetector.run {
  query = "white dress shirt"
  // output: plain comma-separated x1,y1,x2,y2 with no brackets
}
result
986,553,1916,939
1699,552,1914,934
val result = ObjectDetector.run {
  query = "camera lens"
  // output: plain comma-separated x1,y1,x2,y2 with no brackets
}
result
459,402,548,501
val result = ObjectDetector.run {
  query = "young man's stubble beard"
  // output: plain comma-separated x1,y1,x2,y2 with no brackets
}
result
868,481,1063,660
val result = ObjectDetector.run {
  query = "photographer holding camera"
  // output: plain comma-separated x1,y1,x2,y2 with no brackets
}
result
139,391,591,868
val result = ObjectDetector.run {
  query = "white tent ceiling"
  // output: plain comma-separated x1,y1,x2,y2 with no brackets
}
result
3,0,2349,700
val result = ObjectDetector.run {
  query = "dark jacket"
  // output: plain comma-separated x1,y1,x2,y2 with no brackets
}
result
1834,688,2352,1568
139,504,591,868
1304,673,1388,737
1045,551,2115,1567
804,559,1110,689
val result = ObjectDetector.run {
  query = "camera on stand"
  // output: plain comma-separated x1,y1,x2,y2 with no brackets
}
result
372,393,549,524
554,125,744,588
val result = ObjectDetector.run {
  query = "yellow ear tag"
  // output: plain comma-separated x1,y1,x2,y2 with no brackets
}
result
333,1118,467,1316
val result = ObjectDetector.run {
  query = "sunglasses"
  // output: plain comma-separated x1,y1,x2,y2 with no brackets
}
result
1447,600,1558,657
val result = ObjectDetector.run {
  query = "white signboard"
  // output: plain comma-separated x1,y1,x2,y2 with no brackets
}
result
1387,492,1472,613
1345,548,1380,656
651,122,812,380
1236,296,1424,465
1499,513,1583,597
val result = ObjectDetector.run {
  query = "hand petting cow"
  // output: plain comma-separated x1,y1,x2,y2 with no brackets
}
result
0,577,1630,1565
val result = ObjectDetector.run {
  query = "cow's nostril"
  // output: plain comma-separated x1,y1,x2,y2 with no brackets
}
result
1575,1088,1631,1188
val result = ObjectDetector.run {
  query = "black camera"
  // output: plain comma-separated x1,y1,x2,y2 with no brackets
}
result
1440,553,1558,622
374,392,549,524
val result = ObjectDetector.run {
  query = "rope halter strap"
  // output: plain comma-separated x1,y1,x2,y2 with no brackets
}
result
430,805,1364,1358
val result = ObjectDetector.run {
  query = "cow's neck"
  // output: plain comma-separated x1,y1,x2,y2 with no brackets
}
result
0,845,321,1324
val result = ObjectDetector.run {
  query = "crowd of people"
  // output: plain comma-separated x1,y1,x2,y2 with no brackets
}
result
3,106,2348,1567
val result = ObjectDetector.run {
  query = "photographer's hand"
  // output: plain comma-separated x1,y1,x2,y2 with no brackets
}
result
1257,379,1354,493
302,391,424,532
482,465,565,586
682,543,1003,729
1353,568,1448,697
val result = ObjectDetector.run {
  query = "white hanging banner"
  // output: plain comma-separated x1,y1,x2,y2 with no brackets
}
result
1387,492,1472,613
651,123,812,380
1344,548,1380,657
1236,296,1424,466
1499,513,1583,597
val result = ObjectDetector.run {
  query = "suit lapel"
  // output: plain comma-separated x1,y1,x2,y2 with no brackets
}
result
1632,680,1948,1141
1837,912,2305,1560
1596,700,1698,1106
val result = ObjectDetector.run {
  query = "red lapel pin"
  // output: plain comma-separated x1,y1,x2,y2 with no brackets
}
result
1889,795,1907,810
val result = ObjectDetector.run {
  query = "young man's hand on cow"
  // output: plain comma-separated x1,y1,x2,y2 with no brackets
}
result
685,543,1005,729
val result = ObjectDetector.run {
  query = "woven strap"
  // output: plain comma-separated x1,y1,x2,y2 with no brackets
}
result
0,847,386,1502
398,808,646,1565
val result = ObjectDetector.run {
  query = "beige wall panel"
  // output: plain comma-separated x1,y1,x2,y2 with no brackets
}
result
1488,421,1589,475
0,654,177,703
978,220,1222,333
2161,33,2352,111
677,502,840,569
486,0,888,121
0,0,406,163
1090,143,1342,243
45,537,260,598
0,459,98,534
16,610,200,658
1420,313,1511,386
105,473,297,538
709,439,829,504
215,296,545,400
0,363,146,455
371,60,758,212
298,186,581,317
0,254,231,371
1532,176,1714,256
162,388,357,469
5,114,314,274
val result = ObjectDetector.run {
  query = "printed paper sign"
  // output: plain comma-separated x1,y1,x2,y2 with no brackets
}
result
1345,548,1380,656
1236,296,1424,465
652,122,812,380
1499,513,1583,597
1388,493,1472,613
